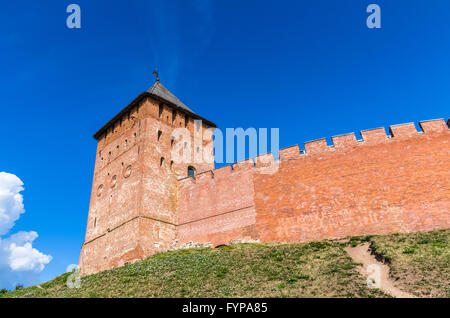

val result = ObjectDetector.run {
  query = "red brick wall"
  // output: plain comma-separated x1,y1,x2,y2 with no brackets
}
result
254,120,450,242
177,165,258,247
176,119,450,247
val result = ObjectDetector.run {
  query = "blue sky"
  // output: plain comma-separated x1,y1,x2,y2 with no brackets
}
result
0,0,449,288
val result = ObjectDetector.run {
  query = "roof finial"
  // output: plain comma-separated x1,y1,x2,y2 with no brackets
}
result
152,69,159,82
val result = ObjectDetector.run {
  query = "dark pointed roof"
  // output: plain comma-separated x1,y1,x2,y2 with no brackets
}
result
93,81,216,140
147,81,195,114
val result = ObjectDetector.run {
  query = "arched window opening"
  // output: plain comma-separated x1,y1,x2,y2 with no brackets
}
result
160,157,165,167
188,166,196,179
172,110,176,123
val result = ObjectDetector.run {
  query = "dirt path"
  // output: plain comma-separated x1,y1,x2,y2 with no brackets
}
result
344,243,416,298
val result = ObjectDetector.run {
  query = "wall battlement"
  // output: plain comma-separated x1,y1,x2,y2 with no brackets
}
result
178,118,449,185
80,81,450,276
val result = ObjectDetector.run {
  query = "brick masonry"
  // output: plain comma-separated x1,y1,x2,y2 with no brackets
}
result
79,91,450,275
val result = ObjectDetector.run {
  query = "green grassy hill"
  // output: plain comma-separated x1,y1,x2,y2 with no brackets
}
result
2,229,449,298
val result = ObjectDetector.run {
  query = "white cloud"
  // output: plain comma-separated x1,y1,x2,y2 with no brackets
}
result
0,172,52,289
0,172,25,236
8,237,52,272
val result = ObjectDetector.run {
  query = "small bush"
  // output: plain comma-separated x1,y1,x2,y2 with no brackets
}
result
296,274,310,280
268,251,283,261
309,241,328,250
286,278,297,284
216,267,228,279
403,247,415,254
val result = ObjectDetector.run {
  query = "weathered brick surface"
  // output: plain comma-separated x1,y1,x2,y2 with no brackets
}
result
177,166,257,247
80,95,215,275
80,92,450,276
175,119,449,248
254,123,450,242
80,220,142,274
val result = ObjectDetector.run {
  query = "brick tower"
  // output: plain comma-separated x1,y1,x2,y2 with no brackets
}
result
79,78,216,275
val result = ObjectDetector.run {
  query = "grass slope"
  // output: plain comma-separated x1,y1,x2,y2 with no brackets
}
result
3,241,386,298
2,229,448,298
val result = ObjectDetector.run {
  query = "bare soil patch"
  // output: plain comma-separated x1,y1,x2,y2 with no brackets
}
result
345,243,415,298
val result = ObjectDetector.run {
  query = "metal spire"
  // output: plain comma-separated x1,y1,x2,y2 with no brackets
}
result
152,69,159,82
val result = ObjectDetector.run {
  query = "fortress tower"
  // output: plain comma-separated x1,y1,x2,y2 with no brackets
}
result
79,79,216,274
80,79,449,276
